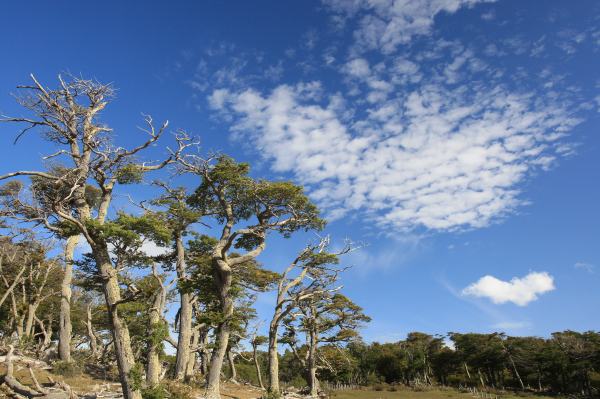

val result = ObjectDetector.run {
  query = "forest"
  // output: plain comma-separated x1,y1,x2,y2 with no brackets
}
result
0,75,598,399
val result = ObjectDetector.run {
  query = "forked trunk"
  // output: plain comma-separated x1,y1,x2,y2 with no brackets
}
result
58,235,80,362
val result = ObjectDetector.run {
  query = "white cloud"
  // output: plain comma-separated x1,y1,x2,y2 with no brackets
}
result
74,237,170,258
322,0,495,53
344,58,371,78
462,271,555,306
203,0,581,234
210,79,578,231
492,321,531,330
140,240,171,257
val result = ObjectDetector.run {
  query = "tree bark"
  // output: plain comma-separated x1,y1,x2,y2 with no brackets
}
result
146,288,164,387
204,260,233,399
464,362,472,381
307,329,319,397
85,304,99,358
253,344,264,390
268,319,280,394
227,349,237,382
24,303,40,337
205,323,231,399
58,235,80,362
96,249,142,399
199,329,209,376
174,234,193,381
185,326,200,380
507,352,525,390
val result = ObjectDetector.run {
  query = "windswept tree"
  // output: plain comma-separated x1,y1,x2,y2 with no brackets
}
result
178,155,324,399
0,75,190,399
283,293,370,397
0,168,102,361
140,182,202,381
267,236,350,396
0,234,61,343
250,331,268,390
184,230,280,395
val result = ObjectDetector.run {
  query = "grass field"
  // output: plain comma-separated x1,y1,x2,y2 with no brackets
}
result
329,388,555,399
0,363,559,399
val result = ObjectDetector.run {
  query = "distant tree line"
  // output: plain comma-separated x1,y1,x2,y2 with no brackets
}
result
233,331,599,397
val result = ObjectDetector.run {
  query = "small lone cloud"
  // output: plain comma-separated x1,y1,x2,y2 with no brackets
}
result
462,271,555,306
492,321,531,330
574,261,595,274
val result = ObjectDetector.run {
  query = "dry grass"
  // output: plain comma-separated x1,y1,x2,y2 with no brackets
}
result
219,381,265,399
0,363,119,393
329,388,556,399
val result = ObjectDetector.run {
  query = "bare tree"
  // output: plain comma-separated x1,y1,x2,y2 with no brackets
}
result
0,75,190,399
141,182,202,381
0,170,85,362
283,293,370,397
249,324,267,390
267,237,350,396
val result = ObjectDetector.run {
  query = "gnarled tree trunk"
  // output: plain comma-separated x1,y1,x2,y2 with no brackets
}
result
96,249,142,399
268,319,280,394
253,342,265,390
227,349,237,382
205,260,233,399
85,303,99,358
185,325,200,379
174,234,193,381
307,329,319,397
58,234,80,362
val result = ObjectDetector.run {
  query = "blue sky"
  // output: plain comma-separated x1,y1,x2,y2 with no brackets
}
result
0,0,599,343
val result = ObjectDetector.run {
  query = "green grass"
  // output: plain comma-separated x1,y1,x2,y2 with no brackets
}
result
329,388,556,399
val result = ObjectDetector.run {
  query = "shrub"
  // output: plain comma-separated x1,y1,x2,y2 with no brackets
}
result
287,375,307,389
142,385,168,399
163,380,193,399
373,383,388,391
261,391,282,399
52,360,82,377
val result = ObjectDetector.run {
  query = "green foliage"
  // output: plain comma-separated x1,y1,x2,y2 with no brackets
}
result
52,360,83,377
54,220,80,238
141,381,193,399
116,164,145,184
162,380,194,399
188,155,325,235
261,390,282,399
128,362,145,391
148,319,170,348
142,385,168,399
